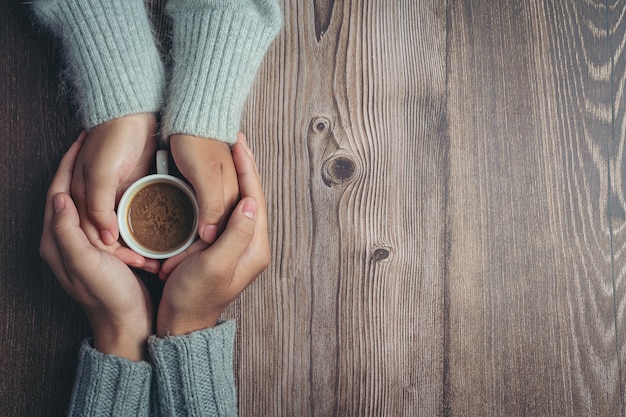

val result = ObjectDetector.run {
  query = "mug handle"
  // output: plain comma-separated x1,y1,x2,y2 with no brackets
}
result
156,150,169,175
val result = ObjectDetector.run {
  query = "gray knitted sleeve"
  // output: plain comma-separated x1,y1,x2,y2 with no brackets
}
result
161,0,282,143
32,0,165,129
67,340,154,417
149,321,237,417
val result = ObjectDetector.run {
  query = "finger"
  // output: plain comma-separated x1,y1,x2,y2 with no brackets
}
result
231,135,268,245
41,134,86,284
141,258,161,275
83,162,121,245
230,134,271,283
71,178,107,248
40,216,68,286
159,239,210,281
232,134,265,206
235,132,259,171
112,246,146,269
194,163,226,243
221,154,240,210
203,197,257,274
51,193,103,278
47,135,85,201
44,135,86,240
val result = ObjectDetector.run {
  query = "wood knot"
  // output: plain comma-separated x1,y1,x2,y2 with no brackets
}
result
322,155,356,186
311,117,331,134
371,247,391,262
313,0,335,41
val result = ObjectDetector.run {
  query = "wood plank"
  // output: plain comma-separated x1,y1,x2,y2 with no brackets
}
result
0,2,85,416
232,0,448,415
610,0,626,407
447,0,620,415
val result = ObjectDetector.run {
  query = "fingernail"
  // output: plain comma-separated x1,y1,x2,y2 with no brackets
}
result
53,195,66,213
202,225,218,243
242,198,257,219
101,230,115,245
159,271,170,282
128,257,144,269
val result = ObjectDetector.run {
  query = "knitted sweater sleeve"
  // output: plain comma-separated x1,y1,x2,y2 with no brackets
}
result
162,0,283,143
67,322,237,417
31,0,165,129
67,340,154,417
149,320,238,417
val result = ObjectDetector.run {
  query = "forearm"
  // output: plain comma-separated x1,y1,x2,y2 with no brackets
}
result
162,0,283,143
149,321,237,417
32,0,165,129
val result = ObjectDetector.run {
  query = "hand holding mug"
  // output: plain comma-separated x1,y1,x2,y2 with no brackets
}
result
170,134,239,244
156,133,270,336
40,134,154,361
70,113,160,272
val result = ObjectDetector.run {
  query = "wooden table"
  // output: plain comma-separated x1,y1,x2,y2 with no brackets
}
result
1,0,623,415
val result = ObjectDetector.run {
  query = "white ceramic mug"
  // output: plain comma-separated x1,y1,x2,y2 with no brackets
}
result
117,150,199,259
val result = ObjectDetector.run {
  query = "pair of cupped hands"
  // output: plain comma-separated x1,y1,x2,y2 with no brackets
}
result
39,113,270,361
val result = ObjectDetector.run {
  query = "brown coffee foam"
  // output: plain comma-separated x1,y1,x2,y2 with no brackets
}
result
127,182,195,252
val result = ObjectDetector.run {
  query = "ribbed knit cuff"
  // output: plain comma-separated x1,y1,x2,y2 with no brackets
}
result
162,0,282,143
32,0,165,129
149,320,237,417
67,340,153,417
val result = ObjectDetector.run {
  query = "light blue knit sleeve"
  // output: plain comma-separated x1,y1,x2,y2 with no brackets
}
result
162,0,283,143
31,0,165,129
149,320,237,417
67,340,154,417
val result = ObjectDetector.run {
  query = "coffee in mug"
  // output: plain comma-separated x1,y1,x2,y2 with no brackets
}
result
117,151,199,259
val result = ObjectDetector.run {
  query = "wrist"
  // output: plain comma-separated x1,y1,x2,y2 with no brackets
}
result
97,112,157,133
156,313,220,338
92,324,150,361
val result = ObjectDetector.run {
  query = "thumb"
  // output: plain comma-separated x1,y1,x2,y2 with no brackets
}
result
53,193,95,259
193,171,226,243
209,198,257,262
85,174,120,245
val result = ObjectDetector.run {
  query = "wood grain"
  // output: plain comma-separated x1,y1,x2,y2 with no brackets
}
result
0,2,85,416
236,1,447,415
447,0,620,415
610,0,626,409
5,0,626,415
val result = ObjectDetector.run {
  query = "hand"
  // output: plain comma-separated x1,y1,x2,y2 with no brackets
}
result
156,133,270,336
170,134,239,244
40,134,154,361
71,113,160,272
